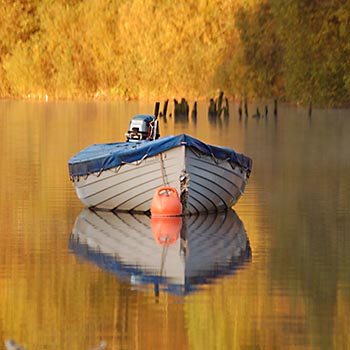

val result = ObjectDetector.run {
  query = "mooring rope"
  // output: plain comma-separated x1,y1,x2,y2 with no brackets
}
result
158,153,168,187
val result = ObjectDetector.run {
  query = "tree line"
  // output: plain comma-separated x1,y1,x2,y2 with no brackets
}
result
0,0,349,107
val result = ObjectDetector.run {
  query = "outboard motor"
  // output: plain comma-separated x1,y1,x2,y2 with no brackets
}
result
125,114,160,142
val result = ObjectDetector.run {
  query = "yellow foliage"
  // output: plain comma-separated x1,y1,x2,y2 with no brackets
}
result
0,0,349,105
0,0,244,100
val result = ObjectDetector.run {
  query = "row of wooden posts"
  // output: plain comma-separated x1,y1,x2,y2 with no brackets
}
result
154,91,280,121
238,98,278,119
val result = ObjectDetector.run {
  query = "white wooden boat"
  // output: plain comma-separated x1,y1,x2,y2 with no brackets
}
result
69,208,251,294
68,114,252,214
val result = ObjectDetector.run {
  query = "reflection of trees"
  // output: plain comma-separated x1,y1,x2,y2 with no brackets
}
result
1,101,350,350
184,111,350,350
0,101,190,350
267,114,350,349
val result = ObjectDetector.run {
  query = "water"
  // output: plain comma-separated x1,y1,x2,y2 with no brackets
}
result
0,100,349,350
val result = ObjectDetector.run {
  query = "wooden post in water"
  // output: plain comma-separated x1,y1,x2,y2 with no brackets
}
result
162,99,169,118
217,90,224,116
274,99,278,117
208,90,229,118
191,101,197,122
208,98,216,118
181,98,189,117
174,98,189,120
224,97,229,118
154,102,160,118
308,100,312,117
252,107,261,119
238,100,242,119
244,98,248,118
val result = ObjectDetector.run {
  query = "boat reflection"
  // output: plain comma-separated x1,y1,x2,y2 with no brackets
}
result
69,208,251,295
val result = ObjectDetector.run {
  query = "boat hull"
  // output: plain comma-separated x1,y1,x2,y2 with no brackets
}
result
71,145,249,214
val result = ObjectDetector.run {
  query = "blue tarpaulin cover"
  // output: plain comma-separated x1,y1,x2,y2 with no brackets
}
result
68,134,252,177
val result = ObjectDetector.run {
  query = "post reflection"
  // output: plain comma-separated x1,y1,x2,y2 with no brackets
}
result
69,209,251,295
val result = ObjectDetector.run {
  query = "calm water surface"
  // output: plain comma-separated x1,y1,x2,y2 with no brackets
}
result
0,100,349,350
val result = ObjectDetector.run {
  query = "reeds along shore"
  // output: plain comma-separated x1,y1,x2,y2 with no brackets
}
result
0,0,349,107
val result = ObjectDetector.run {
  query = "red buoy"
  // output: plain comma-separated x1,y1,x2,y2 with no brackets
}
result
151,187,182,217
151,217,182,246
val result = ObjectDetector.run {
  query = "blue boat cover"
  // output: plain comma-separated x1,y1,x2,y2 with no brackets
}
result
68,134,252,178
